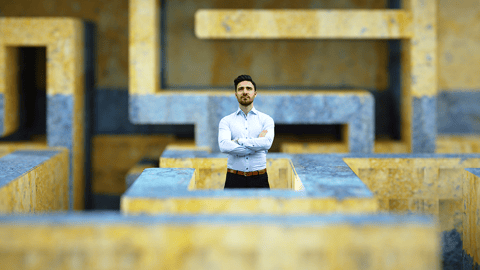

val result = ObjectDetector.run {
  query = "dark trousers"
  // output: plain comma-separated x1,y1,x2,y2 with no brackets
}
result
224,172,270,189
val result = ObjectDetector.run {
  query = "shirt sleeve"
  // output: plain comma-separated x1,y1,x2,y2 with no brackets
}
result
218,117,255,156
237,116,274,151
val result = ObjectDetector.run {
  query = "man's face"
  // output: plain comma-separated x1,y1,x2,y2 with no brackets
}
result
235,81,256,106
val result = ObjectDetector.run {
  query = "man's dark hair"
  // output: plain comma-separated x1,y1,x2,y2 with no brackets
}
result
234,75,256,92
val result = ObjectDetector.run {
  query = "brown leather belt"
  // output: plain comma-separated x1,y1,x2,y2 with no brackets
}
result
227,168,267,177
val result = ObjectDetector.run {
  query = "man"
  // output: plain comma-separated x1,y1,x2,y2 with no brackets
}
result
218,75,275,188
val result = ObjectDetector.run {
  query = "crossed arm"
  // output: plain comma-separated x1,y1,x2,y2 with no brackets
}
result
236,117,274,152
218,117,275,156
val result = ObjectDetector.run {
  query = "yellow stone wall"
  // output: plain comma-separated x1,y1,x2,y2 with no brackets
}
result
123,157,376,215
1,0,476,90
344,157,480,234
0,219,439,270
0,149,69,213
92,135,174,194
462,169,480,267
438,0,480,90
282,136,480,154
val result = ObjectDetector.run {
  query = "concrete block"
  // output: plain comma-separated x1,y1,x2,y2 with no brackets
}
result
344,154,480,268
195,10,412,39
0,212,439,270
0,18,86,210
125,158,159,190
0,149,69,213
437,91,480,135
122,150,377,215
130,91,375,153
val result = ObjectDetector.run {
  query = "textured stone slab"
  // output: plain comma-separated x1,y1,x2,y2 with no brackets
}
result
125,159,158,190
0,212,439,270
0,18,86,209
130,91,375,153
195,10,412,39
122,151,377,215
0,149,69,213
437,90,480,135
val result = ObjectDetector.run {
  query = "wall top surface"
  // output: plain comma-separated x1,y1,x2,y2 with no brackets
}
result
0,150,64,189
0,211,435,227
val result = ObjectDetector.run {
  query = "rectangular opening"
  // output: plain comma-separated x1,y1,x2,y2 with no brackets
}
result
0,47,46,142
272,124,347,153
160,157,303,190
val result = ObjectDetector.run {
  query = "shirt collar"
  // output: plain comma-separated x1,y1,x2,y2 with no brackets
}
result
236,106,258,116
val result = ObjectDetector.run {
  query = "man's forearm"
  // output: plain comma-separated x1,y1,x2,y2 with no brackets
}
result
219,140,255,155
237,137,273,151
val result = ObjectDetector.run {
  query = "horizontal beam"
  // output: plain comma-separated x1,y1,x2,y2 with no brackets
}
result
195,10,412,39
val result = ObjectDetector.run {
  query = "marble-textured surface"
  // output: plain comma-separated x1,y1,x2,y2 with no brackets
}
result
412,96,437,153
130,91,374,153
0,18,86,210
0,150,69,213
195,10,412,39
437,90,480,135
0,211,438,270
438,0,480,90
125,159,161,190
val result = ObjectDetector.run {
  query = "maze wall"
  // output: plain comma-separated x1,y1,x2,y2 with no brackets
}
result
0,0,480,269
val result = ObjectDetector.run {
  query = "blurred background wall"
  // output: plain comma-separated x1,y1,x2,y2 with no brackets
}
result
0,0,478,209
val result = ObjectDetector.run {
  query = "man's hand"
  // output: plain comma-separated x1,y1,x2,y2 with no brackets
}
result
259,130,268,138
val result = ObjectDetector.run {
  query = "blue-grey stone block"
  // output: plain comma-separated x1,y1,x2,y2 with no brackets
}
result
142,150,375,201
130,92,375,153
47,94,74,209
0,211,436,227
438,90,480,135
0,150,60,189
130,94,212,148
125,173,142,190
441,229,463,270
412,96,436,153
465,168,480,177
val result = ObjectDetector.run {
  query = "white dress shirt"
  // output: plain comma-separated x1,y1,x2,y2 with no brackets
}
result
218,106,275,172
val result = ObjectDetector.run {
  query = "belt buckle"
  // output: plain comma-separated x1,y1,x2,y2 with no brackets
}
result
244,171,247,176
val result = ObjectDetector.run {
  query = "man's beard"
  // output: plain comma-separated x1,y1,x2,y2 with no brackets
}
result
238,95,253,106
